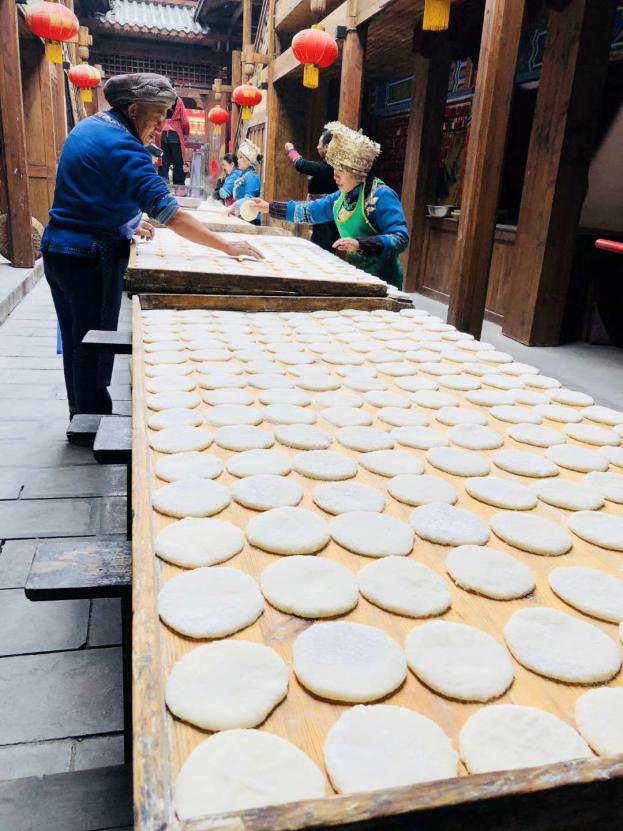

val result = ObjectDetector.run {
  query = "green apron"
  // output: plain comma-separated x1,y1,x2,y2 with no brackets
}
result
333,181,404,289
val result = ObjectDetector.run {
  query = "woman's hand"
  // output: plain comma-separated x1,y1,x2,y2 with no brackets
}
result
252,198,270,214
225,205,236,217
135,220,156,240
284,142,294,153
224,240,264,260
333,237,360,254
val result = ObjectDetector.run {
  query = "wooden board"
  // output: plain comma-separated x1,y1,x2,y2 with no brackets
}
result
127,229,388,298
186,209,291,236
138,293,410,313
132,296,623,831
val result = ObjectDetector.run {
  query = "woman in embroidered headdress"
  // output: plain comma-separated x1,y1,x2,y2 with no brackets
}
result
253,122,408,288
227,138,263,223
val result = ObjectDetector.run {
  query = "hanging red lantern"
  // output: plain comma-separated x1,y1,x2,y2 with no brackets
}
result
207,106,229,136
209,156,221,177
233,85,262,121
292,25,338,90
68,64,101,104
25,1,79,64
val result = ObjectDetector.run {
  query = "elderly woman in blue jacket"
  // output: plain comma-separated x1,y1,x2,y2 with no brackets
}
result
253,122,408,288
41,73,261,429
227,138,263,224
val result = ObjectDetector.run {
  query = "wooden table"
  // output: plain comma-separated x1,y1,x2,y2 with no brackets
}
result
126,229,390,299
131,295,623,831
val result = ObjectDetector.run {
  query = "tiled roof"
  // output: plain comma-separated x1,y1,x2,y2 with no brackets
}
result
97,0,210,34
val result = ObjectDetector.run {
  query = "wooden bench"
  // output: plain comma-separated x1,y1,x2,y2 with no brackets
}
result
94,417,133,538
25,539,133,763
82,329,132,354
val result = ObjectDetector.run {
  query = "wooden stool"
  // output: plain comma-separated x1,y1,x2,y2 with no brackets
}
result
25,539,133,763
94,417,132,539
82,329,132,354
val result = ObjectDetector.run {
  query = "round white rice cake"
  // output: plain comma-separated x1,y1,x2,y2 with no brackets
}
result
315,391,364,408
174,729,326,820
394,376,438,392
446,545,535,600
464,390,512,407
293,621,407,702
144,350,186,366
145,362,191,377
145,375,195,393
202,389,254,406
550,388,594,407
507,423,565,448
260,555,358,618
262,404,316,425
363,391,411,408
596,446,623,467
155,451,223,482
411,391,459,410
247,373,294,390
493,449,559,478
232,474,303,511
426,446,490,477
257,389,311,407
582,405,623,426
535,403,583,423
584,471,623,503
568,511,623,551
523,374,561,390
214,425,274,451
357,556,450,617
335,426,394,452
490,511,571,555
377,408,429,428
330,511,414,557
324,704,458,794
575,688,623,756
405,620,513,702
545,444,608,473
196,372,247,390
226,449,291,477
293,450,357,481
410,503,489,546
204,405,263,427
148,408,203,430
459,704,592,774
490,405,543,425
503,607,621,683
464,476,537,510
154,517,244,568
388,474,457,506
447,424,503,450
439,374,481,392
435,407,488,428
533,480,604,511
152,477,231,518
359,450,424,477
166,641,288,731
149,426,213,454
246,506,330,554
320,406,373,428
392,426,450,450
147,391,200,411
509,389,551,406
274,424,332,450
312,481,385,515
549,566,623,623
297,374,341,391
565,423,620,446
159,566,263,638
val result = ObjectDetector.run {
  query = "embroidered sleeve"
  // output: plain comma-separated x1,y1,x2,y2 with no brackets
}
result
357,237,385,257
283,193,338,225
268,201,288,220
154,197,180,225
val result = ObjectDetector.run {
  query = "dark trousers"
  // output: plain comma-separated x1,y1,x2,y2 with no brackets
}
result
43,241,129,417
159,139,185,185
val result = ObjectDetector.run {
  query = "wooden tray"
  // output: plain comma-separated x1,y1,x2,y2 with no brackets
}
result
132,295,623,831
127,230,388,298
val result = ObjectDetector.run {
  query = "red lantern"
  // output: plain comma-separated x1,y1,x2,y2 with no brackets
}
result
233,85,262,121
68,64,101,104
25,1,79,64
207,105,229,136
292,26,338,89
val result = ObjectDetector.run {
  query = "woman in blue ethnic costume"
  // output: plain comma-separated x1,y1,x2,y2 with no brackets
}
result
227,138,263,224
254,122,408,289
217,153,242,206
41,73,260,432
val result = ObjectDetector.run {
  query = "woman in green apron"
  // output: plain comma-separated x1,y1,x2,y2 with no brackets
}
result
254,121,409,289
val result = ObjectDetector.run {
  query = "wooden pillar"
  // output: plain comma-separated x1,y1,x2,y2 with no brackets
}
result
0,0,34,267
263,0,281,201
502,0,617,346
446,0,525,337
402,37,452,292
338,20,367,130
51,63,68,159
230,50,242,151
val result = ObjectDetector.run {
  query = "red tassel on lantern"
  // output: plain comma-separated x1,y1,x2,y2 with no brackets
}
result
25,1,79,64
292,25,338,90
233,85,263,121
208,105,229,136
68,64,101,104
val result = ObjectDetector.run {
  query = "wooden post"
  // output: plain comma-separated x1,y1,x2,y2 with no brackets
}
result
402,37,452,292
446,0,525,337
502,0,617,346
338,1,367,130
263,0,281,201
0,0,34,267
230,49,242,151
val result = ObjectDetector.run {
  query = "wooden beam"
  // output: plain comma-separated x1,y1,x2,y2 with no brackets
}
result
338,23,367,129
263,0,281,202
0,0,34,267
446,0,525,337
402,37,452,292
502,0,617,346
230,49,242,151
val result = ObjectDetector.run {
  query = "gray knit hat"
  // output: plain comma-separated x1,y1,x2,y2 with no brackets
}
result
104,73,176,108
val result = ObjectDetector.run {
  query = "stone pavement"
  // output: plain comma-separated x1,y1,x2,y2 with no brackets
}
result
0,278,132,828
